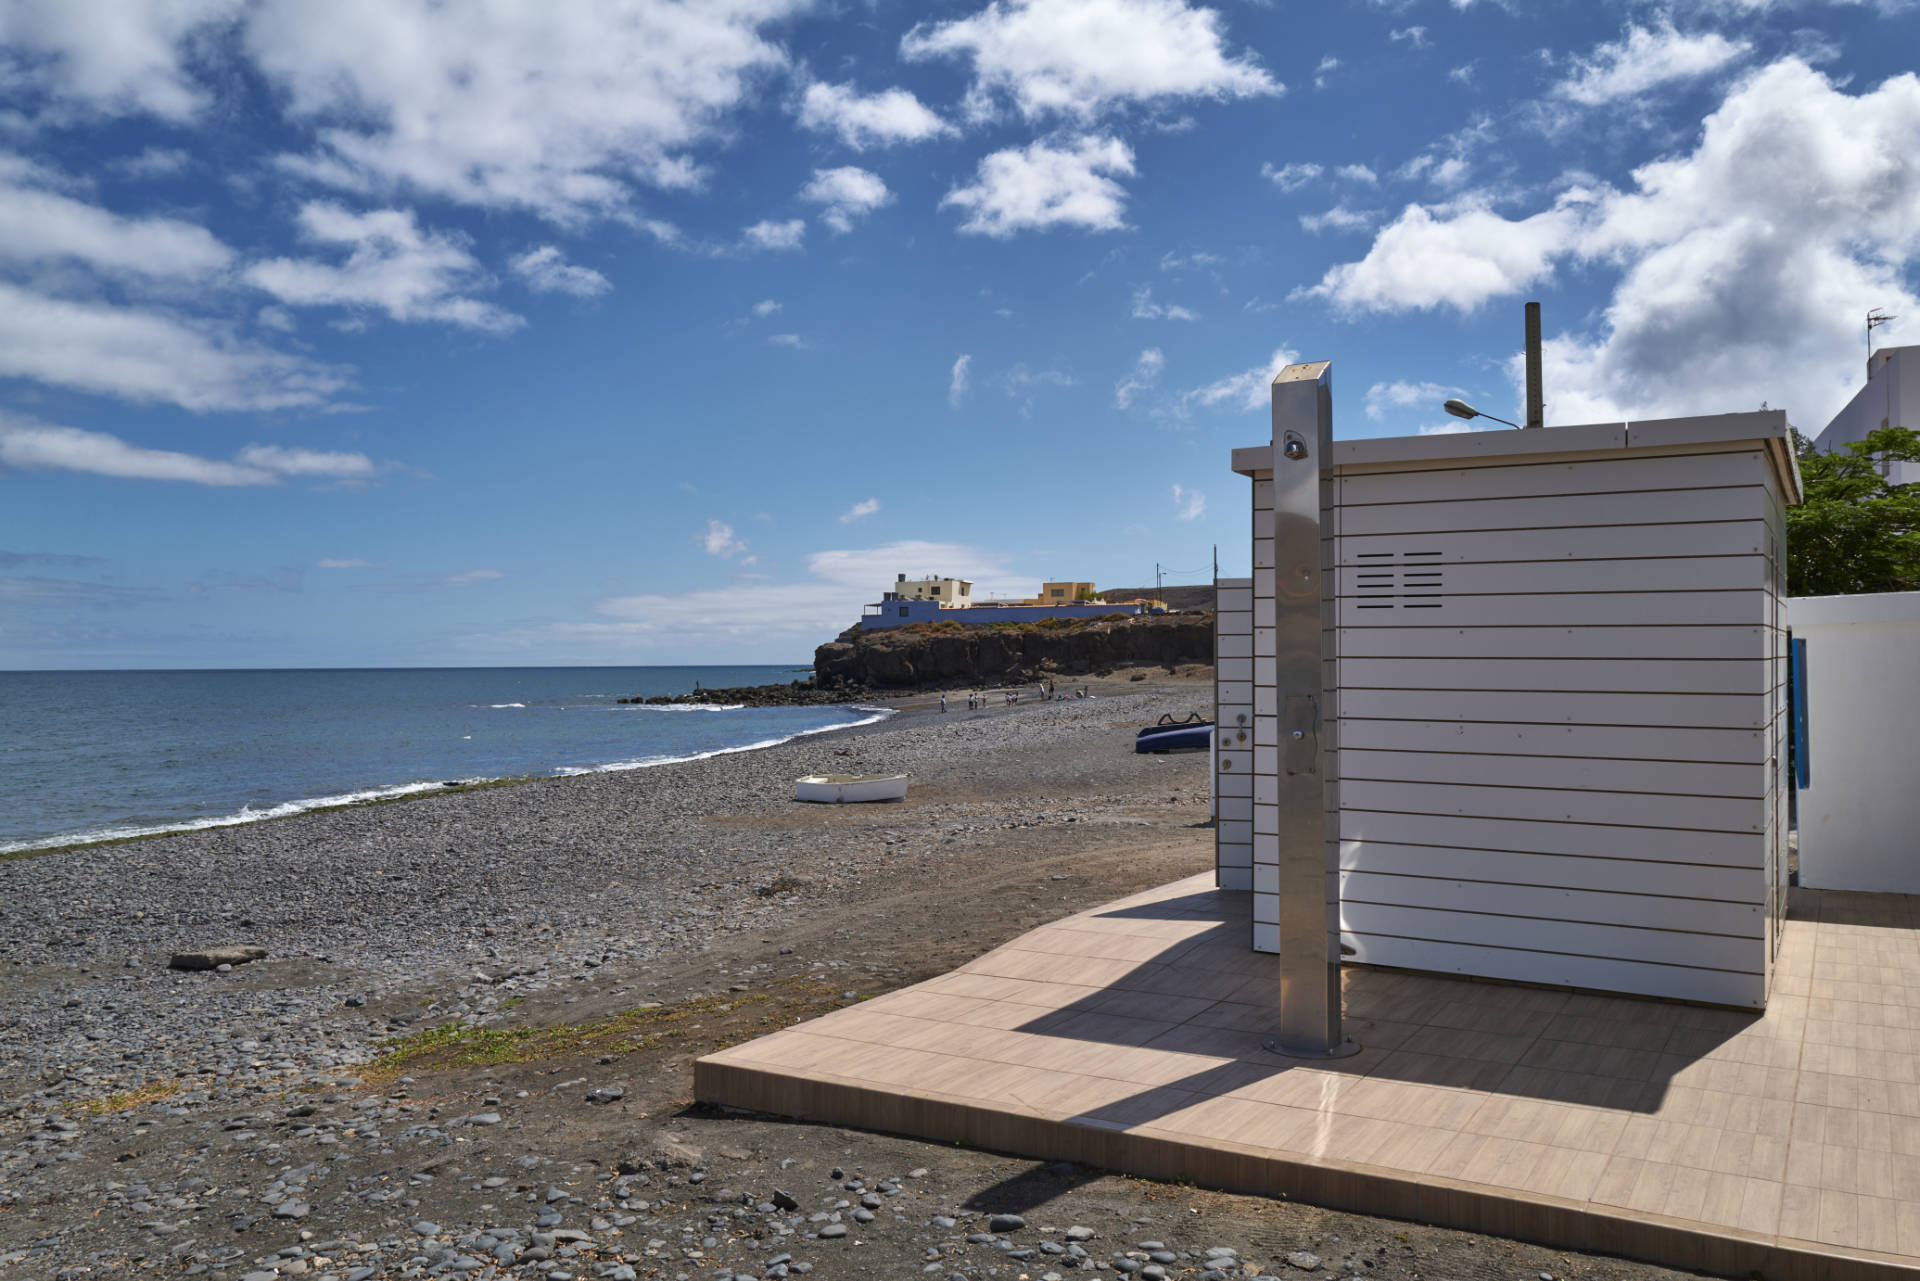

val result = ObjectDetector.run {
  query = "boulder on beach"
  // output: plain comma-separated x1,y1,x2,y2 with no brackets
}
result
167,944,268,971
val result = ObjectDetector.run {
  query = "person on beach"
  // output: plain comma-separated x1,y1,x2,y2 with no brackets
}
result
939,693,947,713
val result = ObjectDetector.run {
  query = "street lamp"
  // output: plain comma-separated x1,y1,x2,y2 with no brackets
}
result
1442,398,1520,429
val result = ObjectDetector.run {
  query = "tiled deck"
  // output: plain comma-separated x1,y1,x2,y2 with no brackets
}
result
696,874,1920,1280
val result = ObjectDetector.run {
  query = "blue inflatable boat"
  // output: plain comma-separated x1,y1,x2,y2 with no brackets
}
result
1135,713,1214,753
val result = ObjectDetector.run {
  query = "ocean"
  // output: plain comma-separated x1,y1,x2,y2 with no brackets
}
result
0,666,884,854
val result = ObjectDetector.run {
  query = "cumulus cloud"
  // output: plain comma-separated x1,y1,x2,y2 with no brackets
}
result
1314,55,1339,91
767,332,805,348
740,218,805,252
244,0,805,224
0,154,233,279
902,0,1278,122
839,497,881,523
1336,164,1377,185
703,519,749,558
1390,26,1428,49
1311,59,1920,428
1172,483,1205,520
0,0,245,123
0,283,348,412
1130,286,1198,321
796,81,953,149
111,145,191,178
1115,347,1165,409
799,166,892,233
1365,379,1468,421
509,245,611,297
245,202,522,332
949,353,973,406
1261,161,1321,191
750,299,781,318
1554,19,1749,107
0,417,372,486
1184,345,1300,413
943,135,1135,236
1299,205,1379,234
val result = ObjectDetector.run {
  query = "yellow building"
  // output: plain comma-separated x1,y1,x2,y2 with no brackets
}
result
890,574,973,605
1036,580,1099,603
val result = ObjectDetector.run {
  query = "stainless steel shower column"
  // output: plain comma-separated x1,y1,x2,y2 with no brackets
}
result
1263,361,1357,1060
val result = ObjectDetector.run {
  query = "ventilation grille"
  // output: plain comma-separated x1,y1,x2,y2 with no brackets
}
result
1354,550,1444,609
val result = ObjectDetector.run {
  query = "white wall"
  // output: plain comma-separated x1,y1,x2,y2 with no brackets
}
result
1794,591,1920,894
1815,344,1918,486
1214,576,1254,890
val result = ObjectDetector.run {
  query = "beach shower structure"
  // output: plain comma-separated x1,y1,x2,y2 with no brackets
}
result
1213,362,1800,1019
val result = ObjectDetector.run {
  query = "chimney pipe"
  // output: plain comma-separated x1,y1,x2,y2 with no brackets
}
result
1524,301,1544,429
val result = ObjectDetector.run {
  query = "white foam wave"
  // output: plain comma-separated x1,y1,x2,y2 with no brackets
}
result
489,702,527,708
0,778,488,856
615,702,745,712
553,706,893,776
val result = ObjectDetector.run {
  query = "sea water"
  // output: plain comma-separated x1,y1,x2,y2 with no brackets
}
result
0,666,882,853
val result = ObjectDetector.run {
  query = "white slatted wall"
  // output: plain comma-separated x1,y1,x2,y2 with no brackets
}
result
1214,576,1254,890
1233,415,1797,1008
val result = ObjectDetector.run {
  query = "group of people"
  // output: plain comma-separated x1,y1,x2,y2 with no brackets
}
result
940,681,1093,712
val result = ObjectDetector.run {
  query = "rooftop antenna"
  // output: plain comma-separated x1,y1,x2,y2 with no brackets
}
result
1868,308,1896,374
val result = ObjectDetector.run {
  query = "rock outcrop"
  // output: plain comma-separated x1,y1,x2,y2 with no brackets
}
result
813,612,1213,691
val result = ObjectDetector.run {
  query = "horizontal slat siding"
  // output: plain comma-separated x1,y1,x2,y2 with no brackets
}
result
1341,901,1759,972
1334,748,1764,797
1340,809,1760,866
1331,486,1762,536
1335,521,1769,564
1336,626,1766,660
1343,934,1765,1009
1340,871,1764,936
1337,450,1770,506
1333,688,1766,729
1339,779,1763,832
1338,841,1759,902
1334,657,1767,695
1333,719,1767,762
1338,590,1771,628
1335,556,1769,596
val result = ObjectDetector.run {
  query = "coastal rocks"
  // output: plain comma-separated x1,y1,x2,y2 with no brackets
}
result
813,612,1214,691
619,682,872,709
167,944,268,971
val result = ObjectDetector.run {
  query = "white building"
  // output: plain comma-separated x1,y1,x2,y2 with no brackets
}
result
1814,342,1918,484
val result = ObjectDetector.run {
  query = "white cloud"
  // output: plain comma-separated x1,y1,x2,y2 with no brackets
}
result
1298,192,1588,313
0,0,244,123
741,218,805,252
245,202,522,332
1396,116,1492,190
796,81,953,149
1390,26,1429,49
111,146,191,178
1184,345,1300,413
767,332,805,348
0,155,233,279
839,497,881,523
1336,163,1377,185
0,282,348,411
902,0,1278,122
1364,379,1467,420
1448,62,1477,86
233,443,376,480
1172,483,1205,520
446,569,503,586
799,166,892,233
750,298,781,318
703,519,749,558
509,245,611,297
1299,205,1379,234
318,558,381,569
1314,55,1339,91
1130,286,1198,320
1555,19,1749,107
1115,347,1165,409
949,353,973,407
1261,161,1321,191
1308,59,1920,430
244,0,804,224
943,134,1135,236
0,416,371,486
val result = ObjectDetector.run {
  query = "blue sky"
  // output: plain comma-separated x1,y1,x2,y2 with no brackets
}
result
2,0,1917,669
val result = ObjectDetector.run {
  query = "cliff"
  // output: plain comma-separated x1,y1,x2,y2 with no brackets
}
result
813,611,1214,691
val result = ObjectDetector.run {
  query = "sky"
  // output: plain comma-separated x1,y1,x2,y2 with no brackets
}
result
1,0,1917,669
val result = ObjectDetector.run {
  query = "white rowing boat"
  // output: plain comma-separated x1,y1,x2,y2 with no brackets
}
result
794,773,909,804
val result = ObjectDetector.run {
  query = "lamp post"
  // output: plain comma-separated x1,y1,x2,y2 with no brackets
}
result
1443,398,1520,429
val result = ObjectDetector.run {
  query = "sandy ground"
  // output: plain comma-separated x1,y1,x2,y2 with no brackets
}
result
0,670,1699,1281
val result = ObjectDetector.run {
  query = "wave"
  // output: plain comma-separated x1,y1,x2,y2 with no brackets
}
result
0,778,489,855
614,702,745,712
1,705,894,855
489,702,527,708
